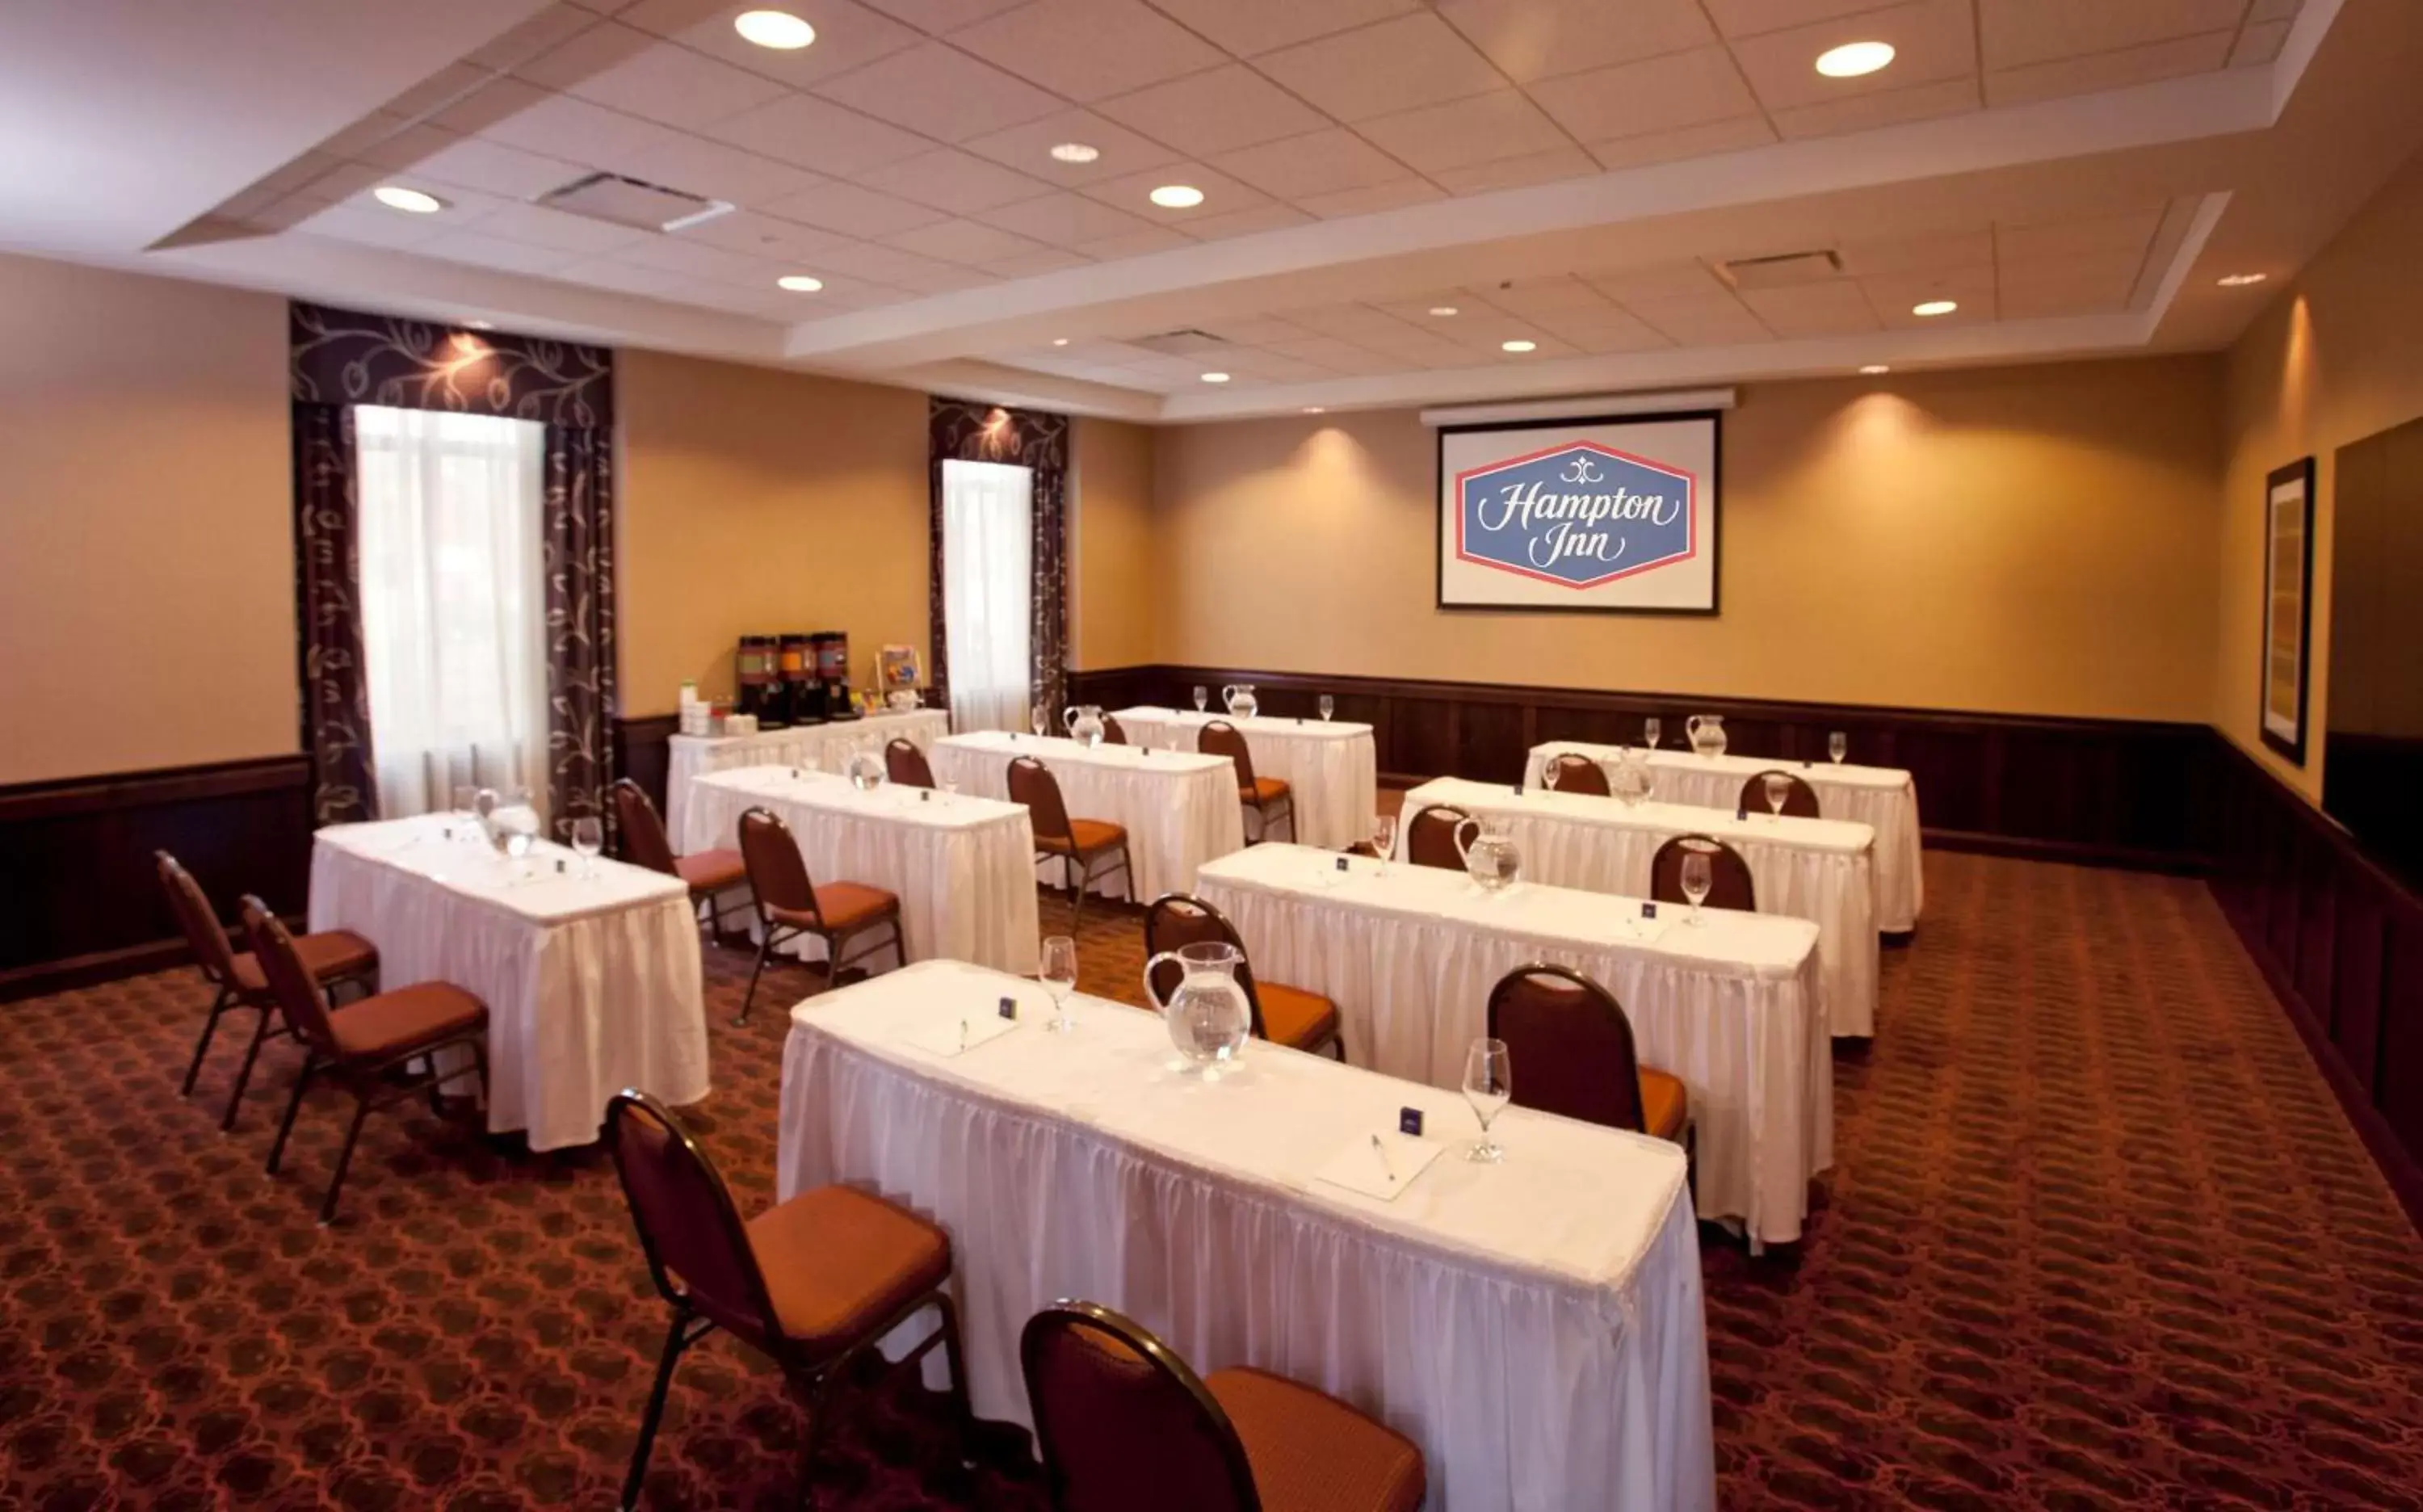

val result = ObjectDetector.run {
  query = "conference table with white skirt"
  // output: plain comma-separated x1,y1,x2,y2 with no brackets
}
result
666,708,950,851
926,730,1245,902
1108,706,1378,849
1526,741,1924,933
1195,842,1830,1247
1403,776,1880,1039
778,960,1715,1512
308,814,710,1152
678,765,1040,976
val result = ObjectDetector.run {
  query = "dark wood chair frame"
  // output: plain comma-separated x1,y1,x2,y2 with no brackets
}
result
884,737,937,788
1404,804,1472,872
1019,1300,1260,1512
1010,756,1133,934
1648,832,1758,913
613,778,753,940
1740,768,1822,819
735,806,906,1025
1143,892,1344,1060
1200,720,1294,844
1485,962,1696,1184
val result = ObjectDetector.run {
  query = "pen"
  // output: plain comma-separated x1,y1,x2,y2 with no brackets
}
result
1370,1132,1397,1183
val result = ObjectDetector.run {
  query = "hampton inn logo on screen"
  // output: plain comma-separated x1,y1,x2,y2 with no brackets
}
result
1453,441,1698,589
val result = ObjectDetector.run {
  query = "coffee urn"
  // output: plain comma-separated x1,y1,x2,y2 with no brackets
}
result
811,631,858,720
734,635,776,722
777,632,819,725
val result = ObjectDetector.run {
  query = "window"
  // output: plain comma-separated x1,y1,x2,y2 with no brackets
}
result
354,405,549,819
942,459,1033,732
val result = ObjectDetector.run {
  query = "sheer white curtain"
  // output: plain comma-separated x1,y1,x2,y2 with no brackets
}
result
943,459,1034,733
355,405,550,821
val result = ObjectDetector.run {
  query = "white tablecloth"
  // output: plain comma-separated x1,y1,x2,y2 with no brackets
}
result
779,960,1714,1512
1195,842,1829,1246
1405,777,1879,1040
308,816,710,1152
668,709,949,851
1526,741,1924,933
679,766,1039,975
927,730,1246,903
1109,707,1378,849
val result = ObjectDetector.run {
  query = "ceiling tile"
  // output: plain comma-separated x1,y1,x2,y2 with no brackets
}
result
1980,0,2246,69
306,162,401,203
1530,47,1758,144
1609,295,1770,345
1984,32,2235,107
890,261,998,292
421,229,584,275
884,216,1051,264
1730,0,1977,114
551,258,703,298
388,63,501,120
1075,225,1195,257
1094,65,1331,158
615,135,823,205
809,238,965,282
1431,145,1601,193
972,190,1158,247
353,124,466,174
1355,89,1572,174
1210,128,1411,200
857,148,1059,213
1282,303,1426,340
669,206,859,258
985,247,1094,276
1702,0,1920,38
1839,229,1995,277
472,91,691,166
1770,76,1980,141
468,5,603,72
1470,275,1619,317
759,179,951,236
2231,20,2291,66
1860,265,1998,326
1142,0,1417,56
1736,281,1879,337
611,230,781,279
812,40,1065,141
1563,317,1671,354
1179,203,1315,238
1253,12,1506,123
296,200,454,251
1995,208,2164,263
476,199,656,254
1293,178,1445,217
2249,0,2302,19
411,136,588,200
858,0,1031,32
1585,114,1776,169
319,111,416,161
514,23,792,129
1075,161,1272,219
702,92,934,174
960,107,1183,184
1585,262,1734,303
619,0,924,87
1253,334,1374,366
1437,0,1715,82
953,0,1227,102
431,75,555,136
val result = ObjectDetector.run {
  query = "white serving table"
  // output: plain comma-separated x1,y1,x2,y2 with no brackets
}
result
779,959,1715,1512
668,708,949,851
1405,777,1879,1040
1526,741,1924,933
679,765,1039,976
1108,706,1379,848
1194,842,1829,1247
308,815,709,1152
927,730,1245,903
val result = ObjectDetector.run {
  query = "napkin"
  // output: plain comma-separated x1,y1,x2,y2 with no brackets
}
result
905,1011,1020,1060
1310,1130,1446,1202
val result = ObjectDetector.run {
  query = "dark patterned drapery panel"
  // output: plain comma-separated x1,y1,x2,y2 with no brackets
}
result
290,302,613,426
542,427,616,838
291,403,376,825
929,397,1071,720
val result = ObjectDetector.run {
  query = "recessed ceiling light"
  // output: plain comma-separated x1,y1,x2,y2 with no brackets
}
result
1912,299,1958,317
1200,372,1230,383
1501,339,1537,353
1815,40,1895,78
1429,305,1459,317
1304,406,1325,414
465,319,495,330
1859,363,1890,375
2217,272,2270,287
372,185,444,215
776,274,824,292
1049,142,1100,164
1149,184,1205,209
734,9,816,49
1052,337,1069,346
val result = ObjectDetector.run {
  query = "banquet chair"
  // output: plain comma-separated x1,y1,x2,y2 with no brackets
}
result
606,1090,970,1512
1485,964,1690,1144
1101,715,1129,746
156,851,379,1132
237,897,489,1226
1199,720,1293,843
1544,752,1611,796
1403,804,1471,871
1009,756,1132,934
1020,1300,1425,1512
1739,769,1820,819
613,779,751,942
1648,834,1757,912
733,806,905,1024
884,737,937,788
1143,894,1343,1059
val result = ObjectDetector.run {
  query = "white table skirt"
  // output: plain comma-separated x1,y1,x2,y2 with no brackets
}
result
679,766,1039,975
778,960,1715,1512
927,731,1246,903
308,817,709,1152
1109,707,1378,849
1406,778,1880,1040
668,709,949,851
1195,844,1830,1247
1526,741,1924,932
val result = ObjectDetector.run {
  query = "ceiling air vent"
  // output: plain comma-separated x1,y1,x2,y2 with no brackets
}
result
535,171,733,233
1715,250,1842,291
1131,328,1231,357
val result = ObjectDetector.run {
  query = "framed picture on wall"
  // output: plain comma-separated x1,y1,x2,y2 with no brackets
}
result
2260,456,2316,763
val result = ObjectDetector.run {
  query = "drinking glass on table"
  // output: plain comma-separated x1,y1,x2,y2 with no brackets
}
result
1829,730,1849,765
1031,705,1050,738
1680,847,1714,926
1370,813,1398,872
1191,686,1208,712
1644,716,1662,750
569,816,604,877
1318,694,1335,722
1040,934,1079,1033
1541,758,1561,793
1763,773,1790,820
1463,1038,1512,1164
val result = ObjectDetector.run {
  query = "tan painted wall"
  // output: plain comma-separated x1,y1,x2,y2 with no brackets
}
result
1071,417,1157,669
617,350,932,716
1151,355,2224,722
2219,146,2423,803
0,254,297,783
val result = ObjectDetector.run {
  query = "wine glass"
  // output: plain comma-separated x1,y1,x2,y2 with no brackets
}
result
570,816,604,877
1542,758,1561,794
1463,1038,1512,1164
1764,773,1790,820
1031,705,1049,738
1680,849,1713,926
1318,694,1335,722
942,778,960,804
1644,716,1662,750
1040,934,1079,1033
1829,731,1848,765
1370,813,1398,871
1191,686,1208,712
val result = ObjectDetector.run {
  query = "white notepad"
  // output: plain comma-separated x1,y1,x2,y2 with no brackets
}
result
906,1011,1021,1060
1310,1130,1447,1202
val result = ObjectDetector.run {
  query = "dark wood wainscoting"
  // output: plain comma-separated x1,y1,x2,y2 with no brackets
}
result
1069,663,2215,868
613,713,681,817
0,755,313,1001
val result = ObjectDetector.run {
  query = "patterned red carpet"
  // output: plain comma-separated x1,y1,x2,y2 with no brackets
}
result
3,852,2421,1510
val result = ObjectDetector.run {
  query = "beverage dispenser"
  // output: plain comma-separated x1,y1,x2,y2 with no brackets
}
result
734,635,776,722
811,632,857,720
777,632,817,725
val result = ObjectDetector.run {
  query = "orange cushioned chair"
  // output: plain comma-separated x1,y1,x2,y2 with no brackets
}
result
1144,893,1342,1059
733,806,905,1023
1009,755,1132,933
1485,964,1690,1144
1544,752,1611,796
156,850,379,1132
1199,720,1293,844
884,737,937,788
606,1090,970,1512
615,778,751,940
1740,768,1821,819
239,897,488,1226
1021,1300,1425,1512
1402,804,1471,872
1648,834,1757,913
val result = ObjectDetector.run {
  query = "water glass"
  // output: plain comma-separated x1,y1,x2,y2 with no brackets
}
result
1318,694,1335,721
1829,731,1849,765
570,816,604,877
451,783,477,820
1764,773,1790,819
1031,705,1049,737
1370,813,1398,870
1680,850,1713,925
1040,934,1079,1033
1191,686,1208,712
1542,758,1561,793
1644,716,1662,750
1463,1038,1512,1163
